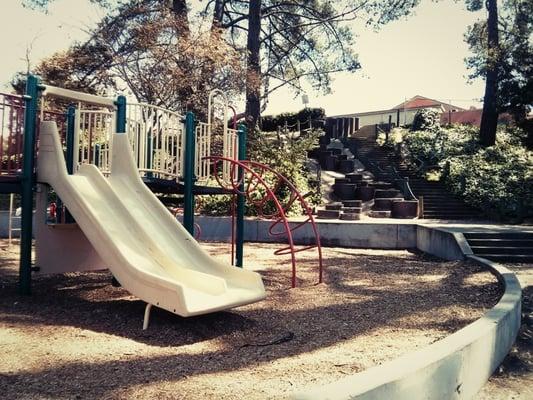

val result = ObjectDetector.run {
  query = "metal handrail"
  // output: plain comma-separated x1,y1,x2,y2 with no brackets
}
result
354,140,418,201
42,85,116,108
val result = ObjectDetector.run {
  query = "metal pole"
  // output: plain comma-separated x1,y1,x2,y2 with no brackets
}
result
19,75,40,295
235,124,247,268
64,105,76,223
115,95,127,133
183,112,196,235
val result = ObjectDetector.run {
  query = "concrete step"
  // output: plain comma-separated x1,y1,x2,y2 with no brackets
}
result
317,209,340,219
325,203,343,211
470,246,533,255
369,210,391,218
473,254,533,263
343,200,363,208
373,198,401,211
464,232,533,240
421,203,469,208
422,214,478,219
341,207,362,214
340,212,361,221
391,200,418,219
374,189,401,199
467,238,533,247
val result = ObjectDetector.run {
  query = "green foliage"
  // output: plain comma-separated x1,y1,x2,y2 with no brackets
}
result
198,129,322,217
410,109,441,132
261,108,325,132
198,193,233,216
250,128,322,216
403,125,533,220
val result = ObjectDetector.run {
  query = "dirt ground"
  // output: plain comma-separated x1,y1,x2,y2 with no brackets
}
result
0,241,503,399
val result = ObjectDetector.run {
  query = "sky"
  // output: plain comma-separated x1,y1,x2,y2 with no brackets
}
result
0,0,486,115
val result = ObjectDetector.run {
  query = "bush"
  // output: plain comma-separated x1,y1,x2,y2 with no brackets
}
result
411,108,441,132
198,128,322,217
261,108,325,132
402,124,533,221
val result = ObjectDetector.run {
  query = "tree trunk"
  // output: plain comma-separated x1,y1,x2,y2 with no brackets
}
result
479,0,499,146
245,0,262,137
171,0,190,37
212,0,225,29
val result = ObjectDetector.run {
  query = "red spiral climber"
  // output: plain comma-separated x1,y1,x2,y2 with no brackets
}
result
205,156,323,288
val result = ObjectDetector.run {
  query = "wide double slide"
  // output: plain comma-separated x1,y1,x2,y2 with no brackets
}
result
37,121,266,317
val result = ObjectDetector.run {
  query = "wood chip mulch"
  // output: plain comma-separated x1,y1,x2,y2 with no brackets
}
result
0,241,502,399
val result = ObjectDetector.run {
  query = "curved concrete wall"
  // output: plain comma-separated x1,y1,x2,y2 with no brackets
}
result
292,235,522,400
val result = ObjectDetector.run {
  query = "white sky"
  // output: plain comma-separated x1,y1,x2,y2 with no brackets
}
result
0,0,485,115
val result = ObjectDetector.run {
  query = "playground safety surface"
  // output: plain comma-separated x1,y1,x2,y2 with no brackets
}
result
0,241,503,399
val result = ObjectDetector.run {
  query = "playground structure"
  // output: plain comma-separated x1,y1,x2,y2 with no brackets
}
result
0,78,525,399
0,76,323,326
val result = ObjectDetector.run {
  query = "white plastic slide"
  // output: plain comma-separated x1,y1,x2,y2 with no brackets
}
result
37,121,266,318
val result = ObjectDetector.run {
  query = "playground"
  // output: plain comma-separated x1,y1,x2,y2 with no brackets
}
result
0,240,502,399
0,78,528,399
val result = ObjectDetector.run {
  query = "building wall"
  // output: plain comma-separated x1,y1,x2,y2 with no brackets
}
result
357,107,441,129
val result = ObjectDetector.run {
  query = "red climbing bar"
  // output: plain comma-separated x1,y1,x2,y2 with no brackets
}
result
205,156,323,288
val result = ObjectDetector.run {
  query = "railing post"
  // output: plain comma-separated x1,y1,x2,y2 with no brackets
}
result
115,95,126,133
183,112,196,236
235,123,247,268
19,75,40,295
64,105,76,223
418,195,424,219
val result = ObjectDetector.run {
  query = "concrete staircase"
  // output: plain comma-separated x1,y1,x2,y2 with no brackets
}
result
408,180,481,220
464,231,533,263
352,125,481,220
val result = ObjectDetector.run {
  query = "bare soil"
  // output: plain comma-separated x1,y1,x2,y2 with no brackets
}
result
0,241,502,399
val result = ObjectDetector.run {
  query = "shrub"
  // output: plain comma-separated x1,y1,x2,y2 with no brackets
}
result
401,124,533,221
411,108,441,132
260,108,325,132
198,128,322,217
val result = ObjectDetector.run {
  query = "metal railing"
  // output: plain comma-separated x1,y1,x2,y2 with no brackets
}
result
126,103,185,181
0,92,68,176
0,93,24,174
77,109,114,173
1,89,240,184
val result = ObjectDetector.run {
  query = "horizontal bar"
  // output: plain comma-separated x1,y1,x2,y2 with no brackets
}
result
42,85,116,108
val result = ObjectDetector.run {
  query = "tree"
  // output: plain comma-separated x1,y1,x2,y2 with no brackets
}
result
206,0,420,134
465,0,533,147
19,0,245,114
478,0,499,146
21,0,421,131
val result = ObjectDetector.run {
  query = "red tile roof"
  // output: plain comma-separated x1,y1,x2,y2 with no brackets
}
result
393,95,465,112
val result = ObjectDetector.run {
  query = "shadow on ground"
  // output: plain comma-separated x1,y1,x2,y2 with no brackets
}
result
0,244,504,399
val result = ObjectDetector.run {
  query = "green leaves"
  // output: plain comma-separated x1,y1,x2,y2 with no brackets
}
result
404,124,533,221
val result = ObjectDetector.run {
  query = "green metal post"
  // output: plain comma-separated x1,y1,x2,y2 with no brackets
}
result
66,106,76,174
183,112,196,235
115,95,126,133
64,105,76,223
19,75,40,295
235,124,247,268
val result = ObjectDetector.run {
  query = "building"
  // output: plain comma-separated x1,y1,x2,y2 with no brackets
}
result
326,95,466,137
439,108,513,127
